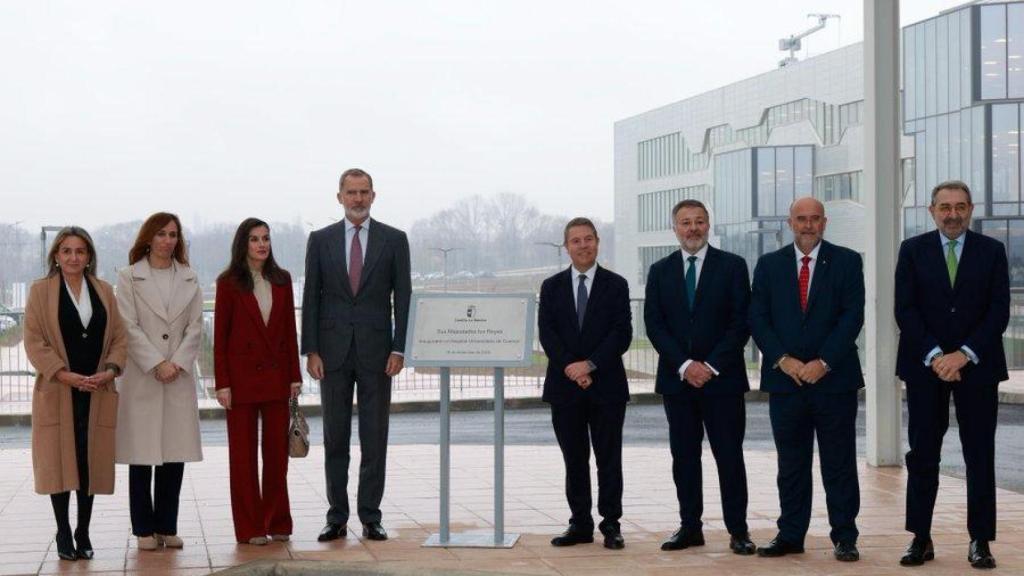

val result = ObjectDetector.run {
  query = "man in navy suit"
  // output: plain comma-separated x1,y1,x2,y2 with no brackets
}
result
644,199,756,555
538,217,632,550
895,181,1008,570
748,197,864,562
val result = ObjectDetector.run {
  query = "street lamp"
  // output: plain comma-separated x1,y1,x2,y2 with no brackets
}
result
430,247,460,292
534,241,564,269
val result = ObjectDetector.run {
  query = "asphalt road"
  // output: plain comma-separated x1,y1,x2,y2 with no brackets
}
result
2,401,1023,492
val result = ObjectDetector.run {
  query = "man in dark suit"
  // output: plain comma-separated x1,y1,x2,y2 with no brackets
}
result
538,217,632,550
644,199,756,555
302,168,412,542
895,180,1008,570
748,197,864,562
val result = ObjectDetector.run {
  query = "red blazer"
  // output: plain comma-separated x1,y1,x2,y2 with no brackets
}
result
213,274,302,404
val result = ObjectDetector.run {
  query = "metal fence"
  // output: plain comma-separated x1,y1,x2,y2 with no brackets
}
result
0,300,672,411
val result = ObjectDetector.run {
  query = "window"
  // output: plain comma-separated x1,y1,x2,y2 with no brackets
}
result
981,4,1008,100
637,185,711,232
752,146,814,218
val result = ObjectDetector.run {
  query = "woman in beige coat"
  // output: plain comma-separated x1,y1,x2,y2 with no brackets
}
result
115,212,204,551
24,226,127,562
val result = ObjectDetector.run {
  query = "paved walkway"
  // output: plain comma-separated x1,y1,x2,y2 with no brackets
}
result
1,444,1022,575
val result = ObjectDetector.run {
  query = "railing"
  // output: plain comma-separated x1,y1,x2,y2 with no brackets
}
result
0,300,675,411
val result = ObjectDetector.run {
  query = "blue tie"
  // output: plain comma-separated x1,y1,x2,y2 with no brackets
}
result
685,256,697,309
576,274,588,329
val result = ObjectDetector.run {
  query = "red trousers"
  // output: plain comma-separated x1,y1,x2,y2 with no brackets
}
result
226,400,292,542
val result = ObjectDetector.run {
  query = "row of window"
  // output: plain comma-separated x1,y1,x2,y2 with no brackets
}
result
637,185,711,232
905,106,987,211
814,171,862,203
637,98,863,181
755,146,814,218
903,7,972,121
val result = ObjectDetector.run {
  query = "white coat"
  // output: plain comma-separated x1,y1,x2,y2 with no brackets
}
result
114,259,204,465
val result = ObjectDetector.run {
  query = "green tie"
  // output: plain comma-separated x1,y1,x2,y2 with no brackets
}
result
946,239,958,287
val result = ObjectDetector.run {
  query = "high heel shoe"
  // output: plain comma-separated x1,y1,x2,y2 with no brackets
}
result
55,530,77,561
74,529,94,560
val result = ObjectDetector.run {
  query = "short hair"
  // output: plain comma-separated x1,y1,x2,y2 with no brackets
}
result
46,226,98,278
671,199,709,219
931,180,972,205
339,168,374,191
128,212,189,265
563,217,599,245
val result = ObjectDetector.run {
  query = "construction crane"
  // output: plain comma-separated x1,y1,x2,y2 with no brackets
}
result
779,13,841,68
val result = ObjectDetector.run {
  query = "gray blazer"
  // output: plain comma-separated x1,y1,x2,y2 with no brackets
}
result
301,219,412,371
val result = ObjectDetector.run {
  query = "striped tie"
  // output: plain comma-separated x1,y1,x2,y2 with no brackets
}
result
799,255,811,312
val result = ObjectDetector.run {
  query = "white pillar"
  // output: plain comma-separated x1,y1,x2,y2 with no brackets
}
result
864,0,903,466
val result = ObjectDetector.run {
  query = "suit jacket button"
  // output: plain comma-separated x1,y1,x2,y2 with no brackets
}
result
951,307,956,313
162,334,169,340
82,332,88,339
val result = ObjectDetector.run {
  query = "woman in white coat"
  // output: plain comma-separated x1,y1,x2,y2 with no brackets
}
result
115,213,203,551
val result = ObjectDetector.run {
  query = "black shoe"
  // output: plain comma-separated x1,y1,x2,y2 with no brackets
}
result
602,528,624,550
757,537,805,557
317,523,347,542
74,530,94,560
550,525,594,547
362,522,388,541
729,532,756,555
660,527,705,551
900,537,934,566
55,530,77,562
969,540,996,569
834,541,859,562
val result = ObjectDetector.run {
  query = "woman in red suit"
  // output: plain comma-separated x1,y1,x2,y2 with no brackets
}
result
214,218,302,545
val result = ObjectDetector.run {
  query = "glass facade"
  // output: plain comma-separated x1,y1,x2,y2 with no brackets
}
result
815,171,862,203
753,146,814,218
637,185,711,232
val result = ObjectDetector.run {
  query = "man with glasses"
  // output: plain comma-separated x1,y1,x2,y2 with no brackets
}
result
895,180,1009,569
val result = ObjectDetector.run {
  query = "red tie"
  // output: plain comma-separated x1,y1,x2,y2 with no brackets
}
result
349,225,363,295
799,255,811,312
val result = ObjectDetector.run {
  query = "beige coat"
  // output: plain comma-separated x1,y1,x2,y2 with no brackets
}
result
114,260,204,465
24,275,127,495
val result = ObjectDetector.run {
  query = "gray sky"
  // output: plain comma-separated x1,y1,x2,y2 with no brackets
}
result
1,0,960,234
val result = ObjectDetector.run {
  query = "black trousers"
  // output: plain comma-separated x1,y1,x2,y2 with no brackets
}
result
769,389,859,545
321,340,392,526
663,392,749,535
50,389,93,536
905,377,998,541
129,463,185,536
550,398,626,533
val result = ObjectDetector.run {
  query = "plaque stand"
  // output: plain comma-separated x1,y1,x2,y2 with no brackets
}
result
422,366,519,548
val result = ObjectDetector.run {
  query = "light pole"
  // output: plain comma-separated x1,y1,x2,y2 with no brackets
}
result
430,247,460,292
534,241,564,269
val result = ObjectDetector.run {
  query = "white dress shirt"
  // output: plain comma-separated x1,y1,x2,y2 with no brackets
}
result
65,277,93,328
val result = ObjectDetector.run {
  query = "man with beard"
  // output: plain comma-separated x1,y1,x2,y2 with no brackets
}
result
538,217,632,549
302,168,411,542
748,197,864,562
895,181,1008,570
644,199,755,555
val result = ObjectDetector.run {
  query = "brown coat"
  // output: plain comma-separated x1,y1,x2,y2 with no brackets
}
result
23,275,128,495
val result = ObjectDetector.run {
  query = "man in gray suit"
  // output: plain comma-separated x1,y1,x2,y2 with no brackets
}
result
302,168,412,542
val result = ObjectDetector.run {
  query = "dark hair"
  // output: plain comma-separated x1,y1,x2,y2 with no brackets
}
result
339,168,374,191
128,212,189,265
562,217,599,245
672,199,709,219
217,218,290,291
46,226,98,278
931,180,973,205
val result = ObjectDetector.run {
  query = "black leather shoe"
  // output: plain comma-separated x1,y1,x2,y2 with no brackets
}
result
660,527,705,551
969,540,996,569
729,532,756,555
834,541,859,562
602,528,625,550
55,530,77,562
74,530,94,560
362,522,388,541
757,537,805,557
900,537,934,566
550,525,594,546
317,523,347,542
